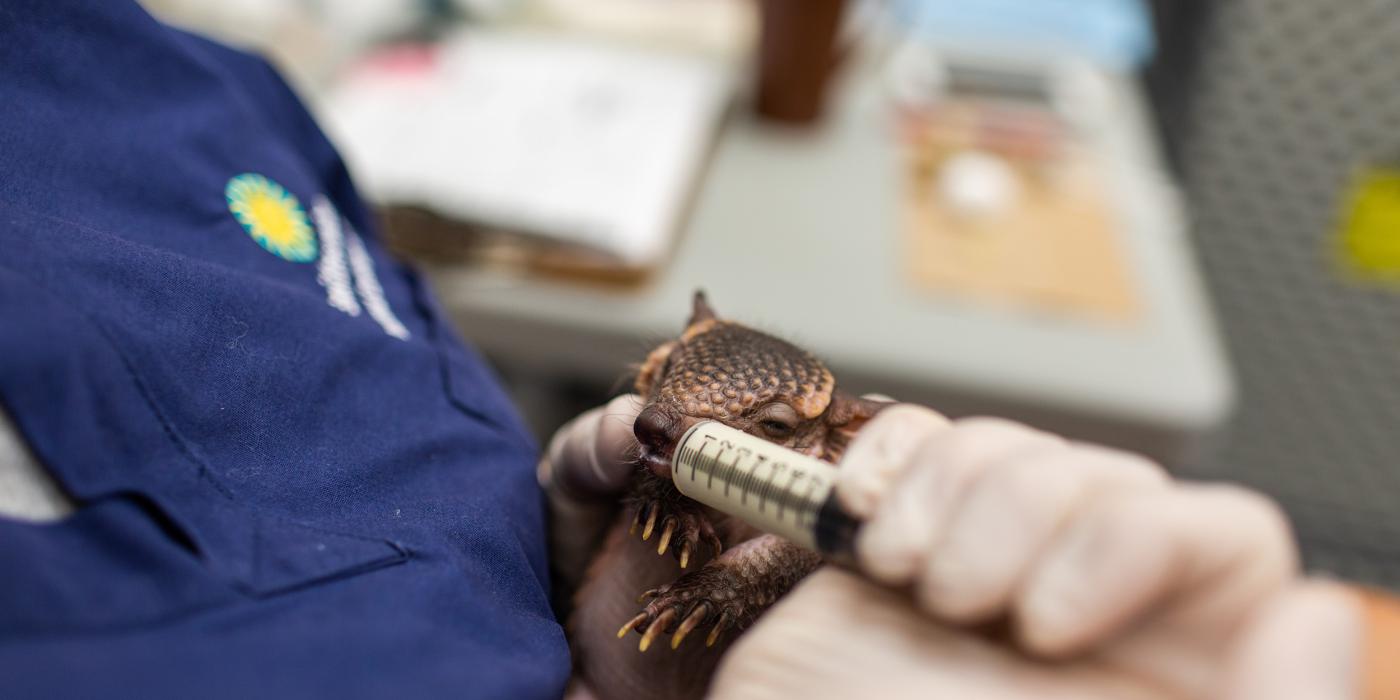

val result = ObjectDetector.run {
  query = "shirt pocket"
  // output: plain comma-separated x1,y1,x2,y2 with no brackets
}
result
0,490,409,637
0,257,409,636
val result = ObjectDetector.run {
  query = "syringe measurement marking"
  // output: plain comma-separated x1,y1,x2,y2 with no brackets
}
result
738,452,761,507
699,435,738,496
697,434,724,491
684,439,729,497
683,444,706,488
766,462,791,520
677,429,836,532
703,441,714,489
797,470,821,529
730,449,749,505
749,456,765,512
777,466,800,522
713,440,733,499
770,462,791,515
761,458,779,514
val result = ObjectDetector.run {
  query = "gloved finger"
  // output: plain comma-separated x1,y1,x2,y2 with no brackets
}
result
1224,580,1361,700
915,443,1167,622
835,403,949,519
711,568,966,700
855,417,1062,586
544,393,644,500
1016,483,1298,658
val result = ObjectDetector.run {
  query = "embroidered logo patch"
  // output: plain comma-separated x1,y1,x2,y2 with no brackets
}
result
226,173,318,262
311,195,411,340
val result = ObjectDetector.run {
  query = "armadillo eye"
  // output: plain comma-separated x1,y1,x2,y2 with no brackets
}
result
759,420,795,439
754,402,799,439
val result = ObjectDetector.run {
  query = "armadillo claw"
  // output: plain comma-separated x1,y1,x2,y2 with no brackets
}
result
671,603,710,650
657,517,676,555
705,611,733,648
623,565,749,654
641,507,658,541
627,495,720,568
639,608,675,652
617,612,647,639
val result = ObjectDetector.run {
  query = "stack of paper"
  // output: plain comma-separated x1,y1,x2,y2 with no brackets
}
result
322,29,732,268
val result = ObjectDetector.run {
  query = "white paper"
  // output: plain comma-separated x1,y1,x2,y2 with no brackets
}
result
322,30,731,266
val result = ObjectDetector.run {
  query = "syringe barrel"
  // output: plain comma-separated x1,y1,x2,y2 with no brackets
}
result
670,420,859,559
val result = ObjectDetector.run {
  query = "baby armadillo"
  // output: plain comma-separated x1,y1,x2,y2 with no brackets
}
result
568,292,885,700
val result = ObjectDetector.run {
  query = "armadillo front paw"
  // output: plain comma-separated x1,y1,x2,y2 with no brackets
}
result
616,568,744,652
628,498,722,569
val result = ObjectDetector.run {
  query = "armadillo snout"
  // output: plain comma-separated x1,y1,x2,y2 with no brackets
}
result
634,404,682,477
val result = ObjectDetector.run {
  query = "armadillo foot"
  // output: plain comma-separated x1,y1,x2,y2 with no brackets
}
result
627,499,722,568
618,563,748,653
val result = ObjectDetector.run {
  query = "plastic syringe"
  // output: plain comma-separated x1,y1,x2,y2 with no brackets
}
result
670,420,861,561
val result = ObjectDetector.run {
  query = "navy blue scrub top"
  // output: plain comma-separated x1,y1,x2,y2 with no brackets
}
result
0,2,568,697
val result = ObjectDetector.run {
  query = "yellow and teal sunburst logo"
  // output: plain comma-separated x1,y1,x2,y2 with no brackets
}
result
225,173,318,262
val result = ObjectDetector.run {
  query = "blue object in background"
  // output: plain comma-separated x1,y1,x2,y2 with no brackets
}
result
893,0,1156,71
0,1,567,697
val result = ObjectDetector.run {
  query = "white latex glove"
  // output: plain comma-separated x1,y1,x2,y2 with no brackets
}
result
712,406,1362,700
537,394,643,592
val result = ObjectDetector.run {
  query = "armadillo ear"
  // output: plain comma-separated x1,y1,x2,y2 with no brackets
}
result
822,391,891,462
687,290,718,328
634,340,678,398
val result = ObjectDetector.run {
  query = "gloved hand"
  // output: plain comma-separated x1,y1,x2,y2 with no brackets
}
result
537,394,643,594
711,405,1362,699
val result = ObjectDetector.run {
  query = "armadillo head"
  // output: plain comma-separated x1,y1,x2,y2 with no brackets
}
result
631,291,884,478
